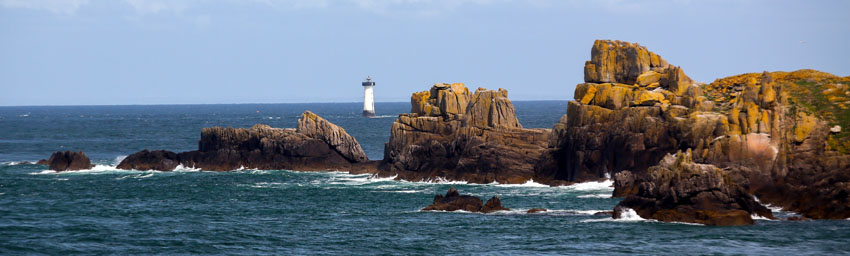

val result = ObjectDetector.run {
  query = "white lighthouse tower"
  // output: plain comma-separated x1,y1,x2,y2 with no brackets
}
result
362,76,376,117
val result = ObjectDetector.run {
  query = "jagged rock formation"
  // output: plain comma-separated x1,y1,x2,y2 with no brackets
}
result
422,187,508,213
379,83,557,184
613,151,773,226
45,151,93,172
118,111,374,172
556,39,850,220
548,39,710,182
297,111,368,163
584,40,670,85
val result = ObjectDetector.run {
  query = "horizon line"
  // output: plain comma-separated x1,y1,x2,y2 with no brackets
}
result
0,99,569,108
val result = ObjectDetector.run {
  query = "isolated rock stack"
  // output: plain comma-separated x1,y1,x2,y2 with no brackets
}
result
380,83,554,184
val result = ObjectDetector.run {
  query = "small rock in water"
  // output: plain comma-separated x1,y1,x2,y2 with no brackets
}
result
422,187,509,213
46,151,93,172
527,208,547,214
594,211,614,216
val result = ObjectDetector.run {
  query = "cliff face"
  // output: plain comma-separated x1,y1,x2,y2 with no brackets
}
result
559,39,850,220
118,111,373,172
380,83,555,184
549,39,711,182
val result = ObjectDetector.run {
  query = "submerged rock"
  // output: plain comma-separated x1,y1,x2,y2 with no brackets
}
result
422,187,509,213
46,151,93,172
613,152,773,226
527,208,547,214
118,111,374,172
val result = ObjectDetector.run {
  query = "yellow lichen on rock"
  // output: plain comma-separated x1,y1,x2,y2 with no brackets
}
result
794,111,818,143
637,71,662,87
410,91,431,115
575,83,599,105
632,89,666,106
592,83,634,110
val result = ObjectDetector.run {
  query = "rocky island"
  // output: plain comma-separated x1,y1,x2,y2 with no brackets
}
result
39,39,849,226
116,111,377,172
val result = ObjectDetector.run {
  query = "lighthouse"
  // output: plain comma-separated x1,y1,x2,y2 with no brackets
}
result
362,76,376,117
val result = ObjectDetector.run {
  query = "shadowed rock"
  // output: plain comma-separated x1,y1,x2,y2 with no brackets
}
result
422,187,509,213
613,151,773,226
116,149,180,171
46,151,93,172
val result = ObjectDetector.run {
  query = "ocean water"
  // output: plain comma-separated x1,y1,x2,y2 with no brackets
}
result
1,102,849,255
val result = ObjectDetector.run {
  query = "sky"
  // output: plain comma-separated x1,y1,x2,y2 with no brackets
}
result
0,0,848,106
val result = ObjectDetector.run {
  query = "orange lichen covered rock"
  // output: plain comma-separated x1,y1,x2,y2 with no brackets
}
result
381,84,554,184
584,40,669,84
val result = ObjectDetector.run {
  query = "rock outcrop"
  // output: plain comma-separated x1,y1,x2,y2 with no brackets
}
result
297,111,368,163
422,187,509,213
584,40,669,85
46,151,93,172
558,39,850,220
548,39,709,182
118,111,375,172
613,151,773,226
116,149,180,171
379,83,557,184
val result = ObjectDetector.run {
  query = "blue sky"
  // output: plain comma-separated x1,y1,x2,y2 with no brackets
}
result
1,0,848,106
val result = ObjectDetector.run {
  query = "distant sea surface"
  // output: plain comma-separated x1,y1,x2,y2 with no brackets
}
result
1,102,849,254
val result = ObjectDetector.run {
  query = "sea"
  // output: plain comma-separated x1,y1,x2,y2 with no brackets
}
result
1,102,849,255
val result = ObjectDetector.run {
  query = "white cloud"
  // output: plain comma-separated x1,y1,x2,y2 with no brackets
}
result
0,0,89,14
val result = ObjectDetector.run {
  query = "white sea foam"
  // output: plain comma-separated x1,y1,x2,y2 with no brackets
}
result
327,173,398,185
751,214,777,221
249,182,287,188
577,193,611,198
491,179,550,188
563,179,614,191
381,190,423,194
566,209,608,215
754,196,784,212
406,177,469,184
368,115,396,119
112,155,127,165
173,164,202,172
580,208,649,223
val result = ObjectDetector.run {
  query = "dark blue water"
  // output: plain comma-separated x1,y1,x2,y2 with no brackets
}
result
2,102,849,255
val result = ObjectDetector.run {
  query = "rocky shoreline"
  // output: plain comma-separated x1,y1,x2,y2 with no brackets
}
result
37,39,849,226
